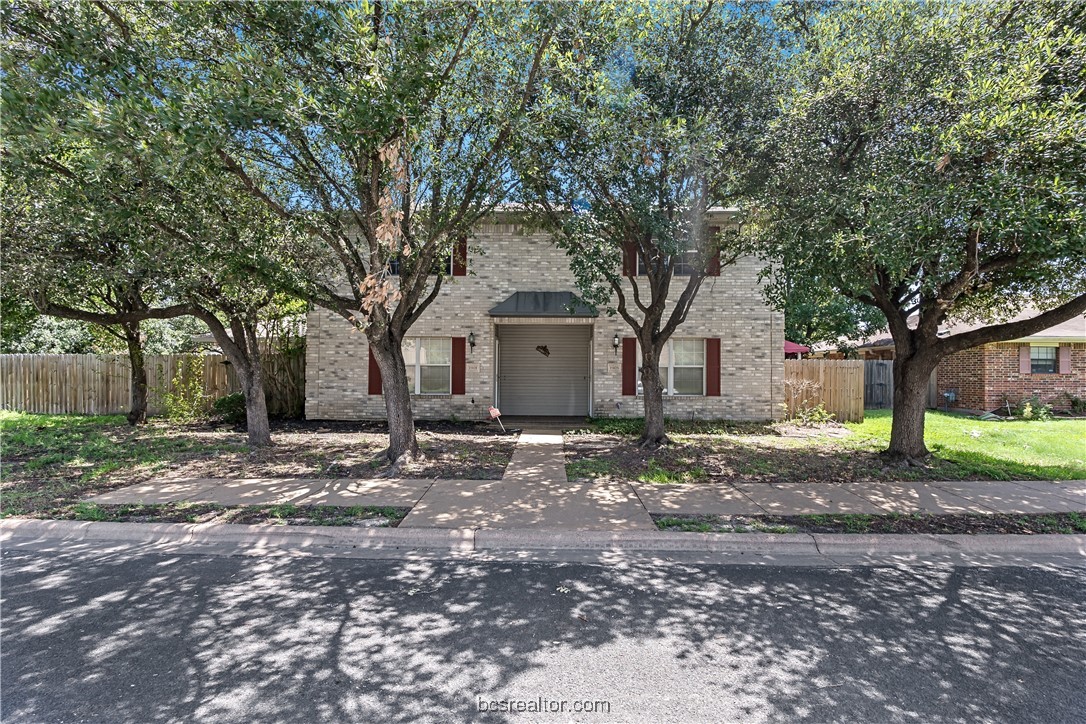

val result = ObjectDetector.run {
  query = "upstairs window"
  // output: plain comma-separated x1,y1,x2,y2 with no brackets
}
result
402,337,452,394
631,228,719,277
1030,346,1058,374
637,245,700,276
388,254,452,276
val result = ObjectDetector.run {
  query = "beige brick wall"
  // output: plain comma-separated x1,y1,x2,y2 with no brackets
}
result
305,216,785,421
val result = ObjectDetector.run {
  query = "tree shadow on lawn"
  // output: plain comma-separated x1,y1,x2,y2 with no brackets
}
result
2,551,1083,723
1,416,517,518
565,432,1085,484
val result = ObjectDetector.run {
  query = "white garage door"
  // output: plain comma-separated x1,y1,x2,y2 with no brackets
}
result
497,325,591,416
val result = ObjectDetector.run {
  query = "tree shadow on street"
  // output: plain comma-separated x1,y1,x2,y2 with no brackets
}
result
2,549,1083,722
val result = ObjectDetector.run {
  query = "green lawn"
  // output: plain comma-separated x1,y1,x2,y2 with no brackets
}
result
846,410,1086,480
1,411,245,518
565,410,1086,483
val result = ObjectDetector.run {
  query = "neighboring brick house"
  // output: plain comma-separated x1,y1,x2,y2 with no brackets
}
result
305,209,785,421
814,312,1086,412
936,316,1085,413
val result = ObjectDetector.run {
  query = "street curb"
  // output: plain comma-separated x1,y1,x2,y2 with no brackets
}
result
809,533,1086,556
474,529,820,553
0,519,475,551
3,519,1084,560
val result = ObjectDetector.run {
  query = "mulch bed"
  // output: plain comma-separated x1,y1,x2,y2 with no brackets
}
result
564,430,978,485
653,512,1086,535
169,418,517,480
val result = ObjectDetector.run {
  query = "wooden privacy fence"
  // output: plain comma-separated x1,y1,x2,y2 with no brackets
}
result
784,359,865,423
863,360,940,410
0,352,304,417
864,360,894,409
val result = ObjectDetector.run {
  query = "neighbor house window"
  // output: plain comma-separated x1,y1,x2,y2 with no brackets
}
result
637,338,705,396
1030,346,1058,374
402,337,452,394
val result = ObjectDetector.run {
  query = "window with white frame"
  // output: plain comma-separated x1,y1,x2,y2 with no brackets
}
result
402,337,452,394
1030,346,1058,374
637,338,705,396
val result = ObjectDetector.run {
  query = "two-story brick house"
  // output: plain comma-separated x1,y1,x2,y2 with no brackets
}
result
304,209,785,421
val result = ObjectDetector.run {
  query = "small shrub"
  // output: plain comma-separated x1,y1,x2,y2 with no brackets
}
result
161,357,209,423
793,402,836,426
584,417,646,436
212,392,247,424
1014,396,1053,422
1061,393,1086,415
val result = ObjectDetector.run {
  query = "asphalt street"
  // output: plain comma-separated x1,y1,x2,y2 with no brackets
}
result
2,548,1083,723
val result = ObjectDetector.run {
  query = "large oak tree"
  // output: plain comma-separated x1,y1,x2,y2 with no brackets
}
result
148,1,563,465
757,0,1086,460
518,1,781,446
2,0,302,445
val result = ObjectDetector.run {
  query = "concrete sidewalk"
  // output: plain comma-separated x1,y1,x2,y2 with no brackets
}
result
87,427,1084,528
87,477,436,508
89,475,1085,520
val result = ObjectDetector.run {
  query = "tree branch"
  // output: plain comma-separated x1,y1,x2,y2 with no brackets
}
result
936,294,1086,356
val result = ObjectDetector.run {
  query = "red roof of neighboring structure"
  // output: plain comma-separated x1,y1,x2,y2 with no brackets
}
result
784,340,810,354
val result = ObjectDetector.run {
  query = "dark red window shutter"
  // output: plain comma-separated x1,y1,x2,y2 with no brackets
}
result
622,241,638,276
1058,345,1071,374
622,337,637,396
706,226,721,276
706,338,721,396
452,236,468,276
451,337,466,394
368,348,383,395
1019,345,1031,375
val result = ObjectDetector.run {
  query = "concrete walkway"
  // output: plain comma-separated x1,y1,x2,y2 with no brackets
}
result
399,431,656,530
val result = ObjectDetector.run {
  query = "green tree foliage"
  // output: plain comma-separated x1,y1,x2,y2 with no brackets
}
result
766,270,886,349
518,1,781,446
145,1,563,464
1,140,192,424
2,1,301,442
756,0,1086,459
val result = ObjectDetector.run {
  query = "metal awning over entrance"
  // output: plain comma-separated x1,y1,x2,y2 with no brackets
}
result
488,291,597,318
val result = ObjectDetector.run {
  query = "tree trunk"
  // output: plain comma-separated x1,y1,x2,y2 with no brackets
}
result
370,335,419,464
234,321,272,448
122,322,148,426
638,345,669,448
887,352,938,461
197,309,273,447
238,356,272,448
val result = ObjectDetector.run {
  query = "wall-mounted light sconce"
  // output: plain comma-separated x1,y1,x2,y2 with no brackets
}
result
612,334,620,356
468,332,476,352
